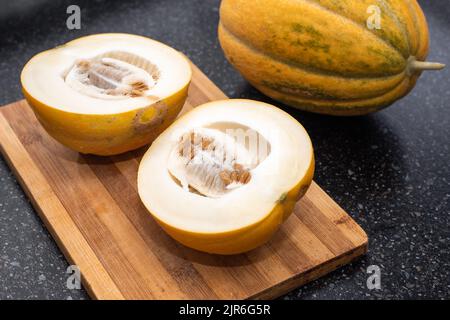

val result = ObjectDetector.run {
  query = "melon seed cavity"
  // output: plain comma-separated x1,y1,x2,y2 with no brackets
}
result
64,51,160,99
169,129,257,198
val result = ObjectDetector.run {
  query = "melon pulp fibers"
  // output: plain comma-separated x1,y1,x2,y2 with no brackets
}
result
21,33,192,155
138,99,315,254
219,0,445,116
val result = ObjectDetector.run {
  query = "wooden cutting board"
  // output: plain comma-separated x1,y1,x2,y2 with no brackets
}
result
0,63,367,300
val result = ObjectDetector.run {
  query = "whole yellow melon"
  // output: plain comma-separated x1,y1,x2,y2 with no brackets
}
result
219,0,444,116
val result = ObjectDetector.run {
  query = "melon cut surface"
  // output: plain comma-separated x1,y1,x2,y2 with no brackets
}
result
21,33,192,155
138,99,315,254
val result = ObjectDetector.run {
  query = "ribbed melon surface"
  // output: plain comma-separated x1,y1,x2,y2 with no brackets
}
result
219,0,442,115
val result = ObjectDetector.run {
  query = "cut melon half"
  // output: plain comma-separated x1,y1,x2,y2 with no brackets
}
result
138,99,315,254
21,33,192,155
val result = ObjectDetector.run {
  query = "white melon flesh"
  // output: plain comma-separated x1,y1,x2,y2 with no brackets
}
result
21,33,191,114
138,99,314,234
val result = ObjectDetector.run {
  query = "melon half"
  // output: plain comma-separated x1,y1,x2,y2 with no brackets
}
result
138,99,315,254
21,33,192,155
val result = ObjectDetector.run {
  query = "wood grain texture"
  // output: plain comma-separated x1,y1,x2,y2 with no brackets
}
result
0,63,368,300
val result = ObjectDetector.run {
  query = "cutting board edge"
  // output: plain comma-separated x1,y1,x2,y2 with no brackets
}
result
248,241,368,300
0,110,125,300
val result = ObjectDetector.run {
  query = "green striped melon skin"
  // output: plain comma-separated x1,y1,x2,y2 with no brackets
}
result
219,0,432,115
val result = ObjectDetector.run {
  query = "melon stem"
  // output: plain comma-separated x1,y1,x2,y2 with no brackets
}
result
408,58,446,73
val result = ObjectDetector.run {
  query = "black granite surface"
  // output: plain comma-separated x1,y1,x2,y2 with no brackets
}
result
0,0,449,300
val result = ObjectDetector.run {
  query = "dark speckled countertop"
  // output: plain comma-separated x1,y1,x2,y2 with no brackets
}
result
0,0,449,300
